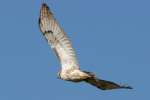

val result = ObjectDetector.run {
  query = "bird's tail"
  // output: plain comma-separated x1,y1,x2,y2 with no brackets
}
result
83,71,132,90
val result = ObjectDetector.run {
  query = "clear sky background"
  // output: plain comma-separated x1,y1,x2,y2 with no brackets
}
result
0,0,149,100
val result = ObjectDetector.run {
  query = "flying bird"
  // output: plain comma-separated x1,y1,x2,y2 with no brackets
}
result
39,3,132,90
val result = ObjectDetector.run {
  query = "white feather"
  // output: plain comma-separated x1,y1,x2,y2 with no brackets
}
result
39,3,79,70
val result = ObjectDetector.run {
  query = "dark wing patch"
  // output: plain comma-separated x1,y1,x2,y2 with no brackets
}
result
84,72,132,90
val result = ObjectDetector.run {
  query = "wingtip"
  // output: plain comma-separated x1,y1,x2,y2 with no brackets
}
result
41,3,49,9
120,85,133,89
40,2,52,14
40,2,53,18
41,0,47,6
42,3,47,7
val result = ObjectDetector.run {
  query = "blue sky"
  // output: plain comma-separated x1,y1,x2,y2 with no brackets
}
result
0,0,150,100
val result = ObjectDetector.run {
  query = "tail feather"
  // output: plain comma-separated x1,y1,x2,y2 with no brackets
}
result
83,71,132,90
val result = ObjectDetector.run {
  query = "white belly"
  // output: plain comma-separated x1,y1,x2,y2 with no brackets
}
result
60,69,90,82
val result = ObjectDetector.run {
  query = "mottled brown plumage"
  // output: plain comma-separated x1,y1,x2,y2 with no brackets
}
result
39,3,132,90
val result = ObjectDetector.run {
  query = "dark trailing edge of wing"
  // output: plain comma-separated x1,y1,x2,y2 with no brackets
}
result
83,71,133,90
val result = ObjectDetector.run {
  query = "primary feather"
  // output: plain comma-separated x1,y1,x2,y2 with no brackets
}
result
39,3,79,70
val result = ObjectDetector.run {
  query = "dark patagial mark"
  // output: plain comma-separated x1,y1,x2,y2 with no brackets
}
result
43,30,53,35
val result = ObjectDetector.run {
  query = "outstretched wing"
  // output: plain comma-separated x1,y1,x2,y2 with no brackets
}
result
84,72,132,90
39,3,79,70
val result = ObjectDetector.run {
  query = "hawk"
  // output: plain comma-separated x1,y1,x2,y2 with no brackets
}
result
39,3,132,90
